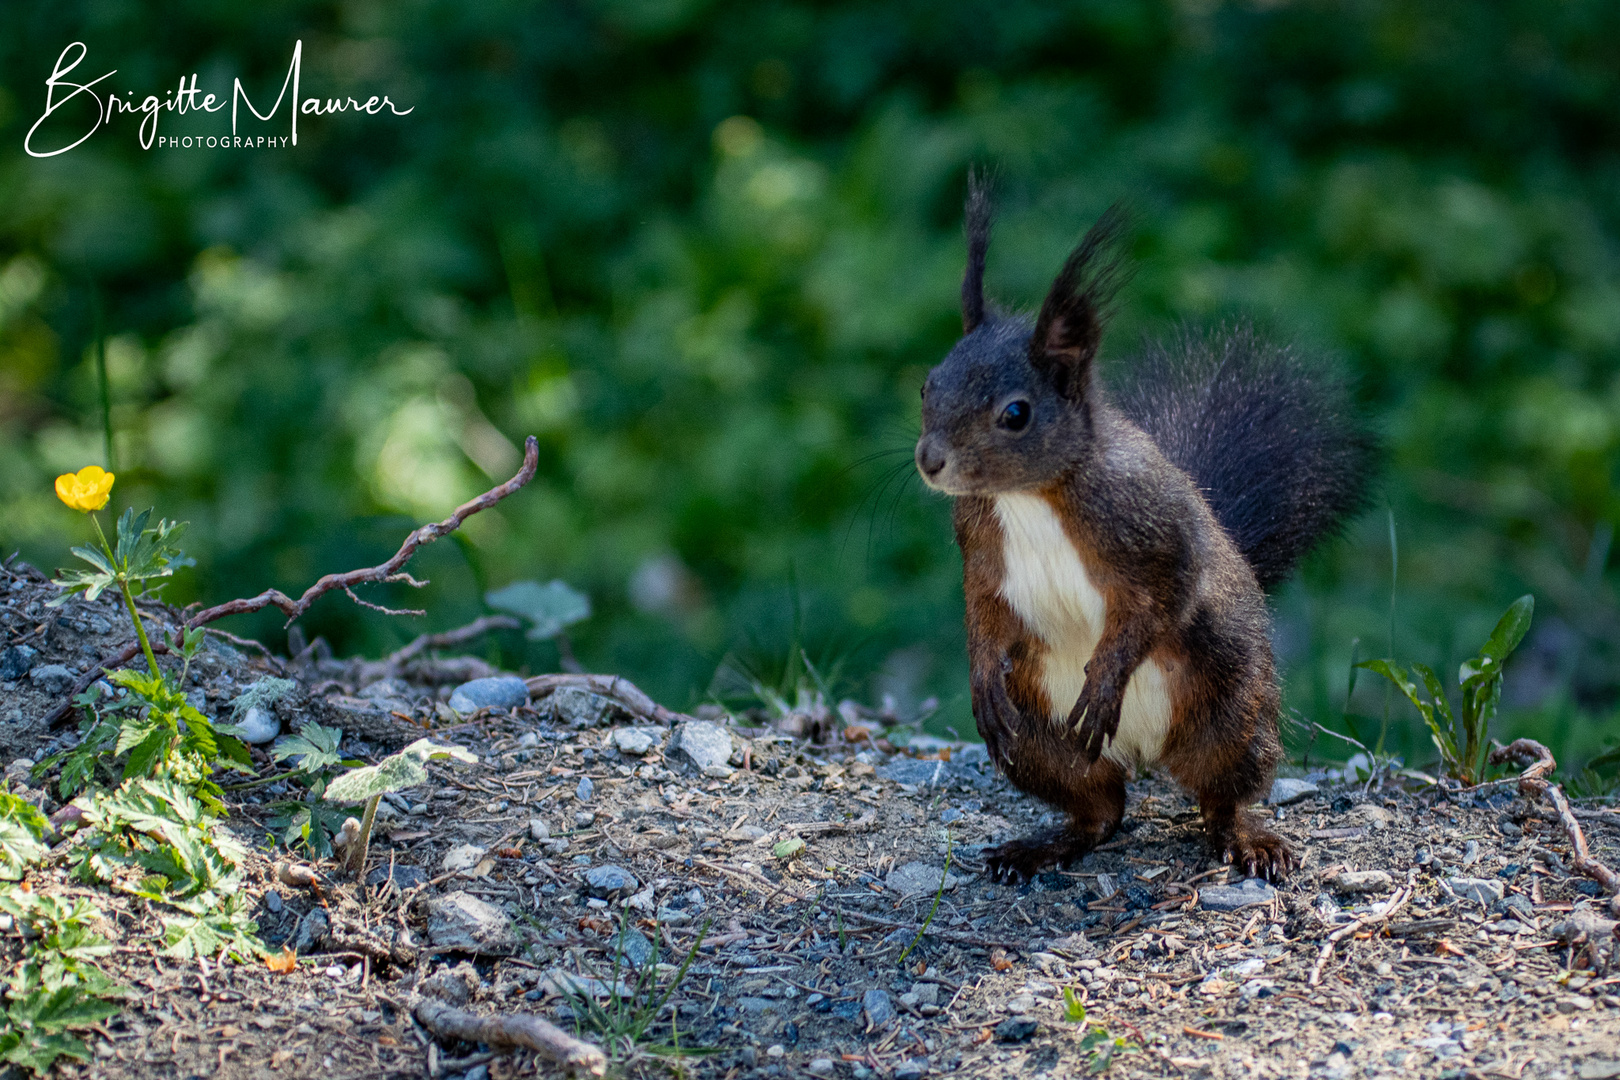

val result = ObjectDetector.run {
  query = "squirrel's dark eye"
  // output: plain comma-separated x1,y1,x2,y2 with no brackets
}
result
999,400,1031,432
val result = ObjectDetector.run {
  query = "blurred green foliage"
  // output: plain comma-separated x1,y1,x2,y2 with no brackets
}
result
3,0,1620,770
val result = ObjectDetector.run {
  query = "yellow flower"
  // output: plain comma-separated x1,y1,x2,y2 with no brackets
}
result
55,466,115,513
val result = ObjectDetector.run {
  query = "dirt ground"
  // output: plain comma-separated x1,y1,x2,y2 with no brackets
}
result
3,556,1619,1080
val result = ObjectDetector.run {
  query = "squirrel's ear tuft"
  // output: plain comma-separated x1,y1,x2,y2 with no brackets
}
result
1031,205,1129,400
962,169,994,333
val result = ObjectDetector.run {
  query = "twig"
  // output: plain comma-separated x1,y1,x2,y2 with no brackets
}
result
41,437,540,726
1492,738,1620,917
413,998,605,1076
386,615,522,667
526,673,697,728
1309,887,1412,987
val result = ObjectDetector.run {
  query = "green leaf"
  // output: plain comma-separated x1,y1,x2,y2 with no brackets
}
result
322,739,477,802
0,819,47,881
1480,595,1535,663
486,579,591,640
66,545,115,577
1355,660,1431,724
1410,664,1453,724
771,838,805,859
1063,987,1085,1023
272,721,346,774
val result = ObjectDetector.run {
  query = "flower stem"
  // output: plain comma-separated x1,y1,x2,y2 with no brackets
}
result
90,511,161,679
118,579,161,679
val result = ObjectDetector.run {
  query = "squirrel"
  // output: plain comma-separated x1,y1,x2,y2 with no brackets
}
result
915,179,1375,882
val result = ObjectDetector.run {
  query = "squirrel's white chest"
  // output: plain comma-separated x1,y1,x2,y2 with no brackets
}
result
993,492,1172,766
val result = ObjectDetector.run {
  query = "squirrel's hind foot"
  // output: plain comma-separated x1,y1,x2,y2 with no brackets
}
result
982,830,1088,883
1214,816,1294,882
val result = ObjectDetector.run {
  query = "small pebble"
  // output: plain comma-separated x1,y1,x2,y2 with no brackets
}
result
863,988,896,1027
575,810,596,827
766,1045,785,1059
529,818,550,841
576,776,595,802
808,1060,836,1077
264,890,283,914
994,1017,1038,1043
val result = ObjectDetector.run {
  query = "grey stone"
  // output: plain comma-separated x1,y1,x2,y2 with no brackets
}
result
1446,877,1506,906
292,908,329,951
611,727,659,755
863,988,895,1027
358,677,412,701
584,864,639,897
528,818,550,842
808,1060,836,1077
909,982,940,1007
366,864,429,890
1200,878,1278,911
264,890,283,914
547,687,619,728
994,1017,1038,1042
671,721,734,773
875,758,949,787
576,776,595,802
737,996,776,1016
538,969,632,999
441,844,487,873
1268,778,1319,805
886,860,960,897
448,676,529,714
426,891,517,954
28,664,75,694
0,645,38,681
1330,870,1394,894
894,1060,930,1080
233,704,280,745
615,928,656,968
1579,1060,1620,1080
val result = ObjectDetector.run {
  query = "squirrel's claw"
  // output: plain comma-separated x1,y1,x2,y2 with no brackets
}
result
1068,681,1123,763
972,664,1024,771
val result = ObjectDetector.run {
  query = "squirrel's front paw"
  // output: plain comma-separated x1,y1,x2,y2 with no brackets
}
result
1067,680,1122,763
972,665,1023,769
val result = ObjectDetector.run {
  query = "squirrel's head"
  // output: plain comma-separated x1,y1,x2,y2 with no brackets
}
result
916,181,1125,497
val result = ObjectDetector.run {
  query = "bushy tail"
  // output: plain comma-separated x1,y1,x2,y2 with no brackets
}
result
1111,324,1378,589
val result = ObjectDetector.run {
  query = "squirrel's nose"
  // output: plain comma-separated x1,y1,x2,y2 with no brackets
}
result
915,438,947,479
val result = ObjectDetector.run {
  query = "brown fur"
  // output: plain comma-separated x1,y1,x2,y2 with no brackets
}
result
919,198,1298,882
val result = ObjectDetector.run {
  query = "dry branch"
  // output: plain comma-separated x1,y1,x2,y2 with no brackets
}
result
526,672,697,727
42,437,539,727
413,998,606,1077
387,614,521,667
1309,886,1412,987
1492,738,1620,917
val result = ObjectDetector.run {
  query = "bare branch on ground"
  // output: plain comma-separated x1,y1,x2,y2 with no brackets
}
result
1309,886,1412,987
413,998,606,1077
1492,738,1620,917
526,672,697,727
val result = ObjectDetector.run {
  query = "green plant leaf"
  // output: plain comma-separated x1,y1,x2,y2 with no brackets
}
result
1481,594,1535,662
485,579,591,640
272,721,346,774
771,838,805,859
1355,660,1430,723
323,739,477,802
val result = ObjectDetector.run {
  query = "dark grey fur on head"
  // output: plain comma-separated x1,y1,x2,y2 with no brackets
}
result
1109,323,1379,589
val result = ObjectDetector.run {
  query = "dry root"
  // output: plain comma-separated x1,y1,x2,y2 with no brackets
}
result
413,998,606,1076
1491,738,1620,918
